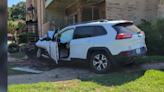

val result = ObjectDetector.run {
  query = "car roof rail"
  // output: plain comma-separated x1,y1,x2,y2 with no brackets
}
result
69,19,109,26
68,19,132,26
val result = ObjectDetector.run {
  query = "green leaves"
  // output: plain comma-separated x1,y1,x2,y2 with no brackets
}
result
137,18,164,55
9,1,26,21
18,20,25,30
8,20,18,33
8,20,25,33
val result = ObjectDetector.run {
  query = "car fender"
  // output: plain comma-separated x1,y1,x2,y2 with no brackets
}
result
87,47,115,64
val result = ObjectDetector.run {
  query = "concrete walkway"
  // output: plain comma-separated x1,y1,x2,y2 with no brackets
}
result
8,67,94,85
8,62,164,85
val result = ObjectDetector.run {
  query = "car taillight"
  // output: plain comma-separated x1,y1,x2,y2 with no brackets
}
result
141,31,145,35
124,52,132,55
124,21,131,23
116,33,132,39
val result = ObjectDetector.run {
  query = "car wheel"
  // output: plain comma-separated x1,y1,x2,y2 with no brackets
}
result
90,51,112,74
27,48,37,60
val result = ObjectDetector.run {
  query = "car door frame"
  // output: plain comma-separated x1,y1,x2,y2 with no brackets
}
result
49,29,60,64
52,26,76,63
69,25,95,59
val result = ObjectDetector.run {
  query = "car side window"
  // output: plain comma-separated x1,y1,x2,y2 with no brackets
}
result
59,29,74,44
93,26,107,36
73,26,94,39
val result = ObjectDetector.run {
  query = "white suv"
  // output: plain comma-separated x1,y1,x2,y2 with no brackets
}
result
35,19,147,74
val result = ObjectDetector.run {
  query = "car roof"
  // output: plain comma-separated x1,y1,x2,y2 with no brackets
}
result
58,20,133,33
64,20,133,29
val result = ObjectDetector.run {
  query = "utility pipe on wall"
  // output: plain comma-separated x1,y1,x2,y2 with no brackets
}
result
92,6,94,20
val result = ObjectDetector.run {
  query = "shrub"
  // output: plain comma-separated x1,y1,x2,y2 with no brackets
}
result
18,33,27,43
18,20,25,30
8,20,18,33
18,33,39,43
137,18,164,55
27,33,38,42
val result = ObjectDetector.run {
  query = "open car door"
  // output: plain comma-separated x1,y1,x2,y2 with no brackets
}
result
49,30,59,64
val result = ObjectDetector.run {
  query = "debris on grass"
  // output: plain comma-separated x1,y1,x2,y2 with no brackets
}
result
11,67,43,74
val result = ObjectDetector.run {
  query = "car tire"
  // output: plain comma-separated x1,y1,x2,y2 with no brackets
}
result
27,48,37,60
90,51,112,74
8,43,19,53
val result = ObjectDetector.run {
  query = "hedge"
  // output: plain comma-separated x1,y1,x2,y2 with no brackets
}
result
137,18,164,55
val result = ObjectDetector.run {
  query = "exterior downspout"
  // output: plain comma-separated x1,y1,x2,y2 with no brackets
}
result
92,6,94,20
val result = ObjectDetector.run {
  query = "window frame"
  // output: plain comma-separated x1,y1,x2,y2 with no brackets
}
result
58,28,75,39
92,25,107,37
53,28,75,41
73,26,94,39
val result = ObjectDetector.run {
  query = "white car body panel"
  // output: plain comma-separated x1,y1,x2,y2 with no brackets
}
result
50,41,59,64
70,37,94,59
35,20,147,64
93,24,147,55
107,35,146,55
36,40,51,51
36,39,59,64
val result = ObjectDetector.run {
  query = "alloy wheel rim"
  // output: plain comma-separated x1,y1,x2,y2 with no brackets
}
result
93,54,108,70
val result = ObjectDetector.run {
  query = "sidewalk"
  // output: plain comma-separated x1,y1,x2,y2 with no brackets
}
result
8,62,164,85
8,67,92,85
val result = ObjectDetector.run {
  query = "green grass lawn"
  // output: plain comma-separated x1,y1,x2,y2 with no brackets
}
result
137,56,164,64
8,64,27,75
10,52,26,58
8,69,164,92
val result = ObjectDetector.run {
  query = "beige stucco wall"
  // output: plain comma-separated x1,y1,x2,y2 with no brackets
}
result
26,0,37,21
105,0,159,24
26,0,45,37
45,8,66,29
26,0,31,21
26,0,164,37
158,0,164,18
37,0,45,37
43,22,51,35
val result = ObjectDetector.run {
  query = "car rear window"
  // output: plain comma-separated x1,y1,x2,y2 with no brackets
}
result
113,23,142,35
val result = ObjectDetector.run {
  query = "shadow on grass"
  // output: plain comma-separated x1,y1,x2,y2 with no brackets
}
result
81,71,145,86
56,60,145,86
82,69,164,87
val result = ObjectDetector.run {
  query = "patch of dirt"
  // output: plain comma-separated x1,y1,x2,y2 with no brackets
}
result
8,53,58,71
8,52,164,84
8,55,31,66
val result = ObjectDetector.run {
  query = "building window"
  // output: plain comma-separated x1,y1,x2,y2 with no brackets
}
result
68,14,78,25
